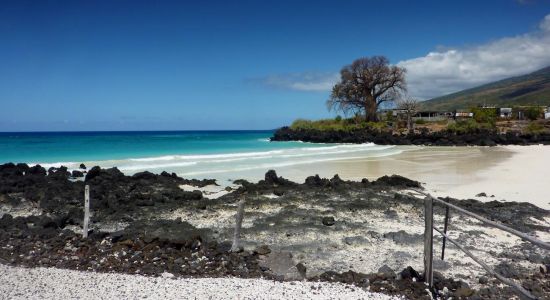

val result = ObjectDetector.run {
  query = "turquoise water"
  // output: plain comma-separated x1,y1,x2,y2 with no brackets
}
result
0,131,402,179
0,131,289,163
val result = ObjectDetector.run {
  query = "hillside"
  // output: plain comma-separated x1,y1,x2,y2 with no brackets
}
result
420,66,550,111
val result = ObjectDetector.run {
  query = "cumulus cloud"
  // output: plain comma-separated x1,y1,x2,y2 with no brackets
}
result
258,14,550,100
398,13,550,99
255,72,339,92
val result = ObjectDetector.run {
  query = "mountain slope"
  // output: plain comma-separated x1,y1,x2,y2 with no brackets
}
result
420,66,550,111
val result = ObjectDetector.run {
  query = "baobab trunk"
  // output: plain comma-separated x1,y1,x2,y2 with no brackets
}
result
365,99,378,122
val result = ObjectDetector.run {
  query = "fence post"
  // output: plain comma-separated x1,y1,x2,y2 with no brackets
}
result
83,185,90,238
423,196,434,287
441,206,450,260
231,198,246,252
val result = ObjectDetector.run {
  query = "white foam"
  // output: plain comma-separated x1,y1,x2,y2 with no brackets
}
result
30,143,404,178
118,161,198,171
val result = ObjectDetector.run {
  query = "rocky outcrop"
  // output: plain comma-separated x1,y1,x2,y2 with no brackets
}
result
271,127,550,146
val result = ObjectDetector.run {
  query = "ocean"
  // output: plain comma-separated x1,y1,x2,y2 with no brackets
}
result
0,131,403,181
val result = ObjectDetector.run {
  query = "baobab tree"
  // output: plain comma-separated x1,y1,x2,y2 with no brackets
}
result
396,95,420,134
327,56,406,122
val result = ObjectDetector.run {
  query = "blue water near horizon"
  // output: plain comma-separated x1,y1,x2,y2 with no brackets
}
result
0,130,285,163
0,130,402,179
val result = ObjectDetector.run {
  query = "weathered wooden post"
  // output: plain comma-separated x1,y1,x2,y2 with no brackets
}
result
83,185,90,238
231,198,246,252
423,196,434,287
441,206,450,260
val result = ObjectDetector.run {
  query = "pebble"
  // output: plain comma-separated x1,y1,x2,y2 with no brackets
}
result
0,264,402,299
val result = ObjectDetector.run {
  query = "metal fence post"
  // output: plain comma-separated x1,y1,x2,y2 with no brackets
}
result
441,206,450,260
423,196,434,287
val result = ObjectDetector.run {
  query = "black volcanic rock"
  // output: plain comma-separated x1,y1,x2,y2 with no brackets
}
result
373,175,420,188
270,127,550,146
71,170,84,177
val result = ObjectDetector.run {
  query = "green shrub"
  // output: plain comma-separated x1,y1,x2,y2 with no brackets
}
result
524,107,543,121
415,119,426,125
384,111,396,122
524,122,546,135
471,107,497,125
447,119,494,134
289,117,366,132
366,121,387,132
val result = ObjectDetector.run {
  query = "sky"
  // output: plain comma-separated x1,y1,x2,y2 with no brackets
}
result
1,0,550,131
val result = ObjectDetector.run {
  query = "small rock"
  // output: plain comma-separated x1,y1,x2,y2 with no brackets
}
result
454,287,474,297
343,236,369,246
79,163,86,169
296,263,307,279
476,192,487,197
322,216,335,226
377,264,396,278
479,276,489,284
254,245,271,255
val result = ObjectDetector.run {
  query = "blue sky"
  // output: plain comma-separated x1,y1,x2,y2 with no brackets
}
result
1,0,550,131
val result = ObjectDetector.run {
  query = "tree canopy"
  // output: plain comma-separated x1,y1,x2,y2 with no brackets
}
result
327,56,406,121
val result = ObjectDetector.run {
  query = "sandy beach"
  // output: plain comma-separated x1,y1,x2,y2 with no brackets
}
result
263,145,550,210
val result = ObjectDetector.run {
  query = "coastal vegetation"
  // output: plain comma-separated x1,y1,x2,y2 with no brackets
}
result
289,117,389,132
446,119,495,134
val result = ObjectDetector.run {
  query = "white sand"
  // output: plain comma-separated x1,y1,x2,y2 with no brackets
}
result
180,184,237,199
428,145,550,209
265,145,550,210
0,264,402,300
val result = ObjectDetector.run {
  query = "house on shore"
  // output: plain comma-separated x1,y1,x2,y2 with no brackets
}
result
413,111,452,121
499,108,512,118
379,105,550,122
454,110,473,119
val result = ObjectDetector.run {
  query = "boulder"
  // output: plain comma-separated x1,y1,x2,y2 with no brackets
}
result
374,175,421,188
71,170,84,178
400,266,420,280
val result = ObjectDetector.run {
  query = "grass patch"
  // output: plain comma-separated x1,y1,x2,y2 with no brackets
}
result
290,117,371,132
524,121,547,135
447,119,495,134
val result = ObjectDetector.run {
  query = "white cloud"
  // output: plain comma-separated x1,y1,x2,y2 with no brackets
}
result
258,14,550,99
258,72,339,92
398,13,550,99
